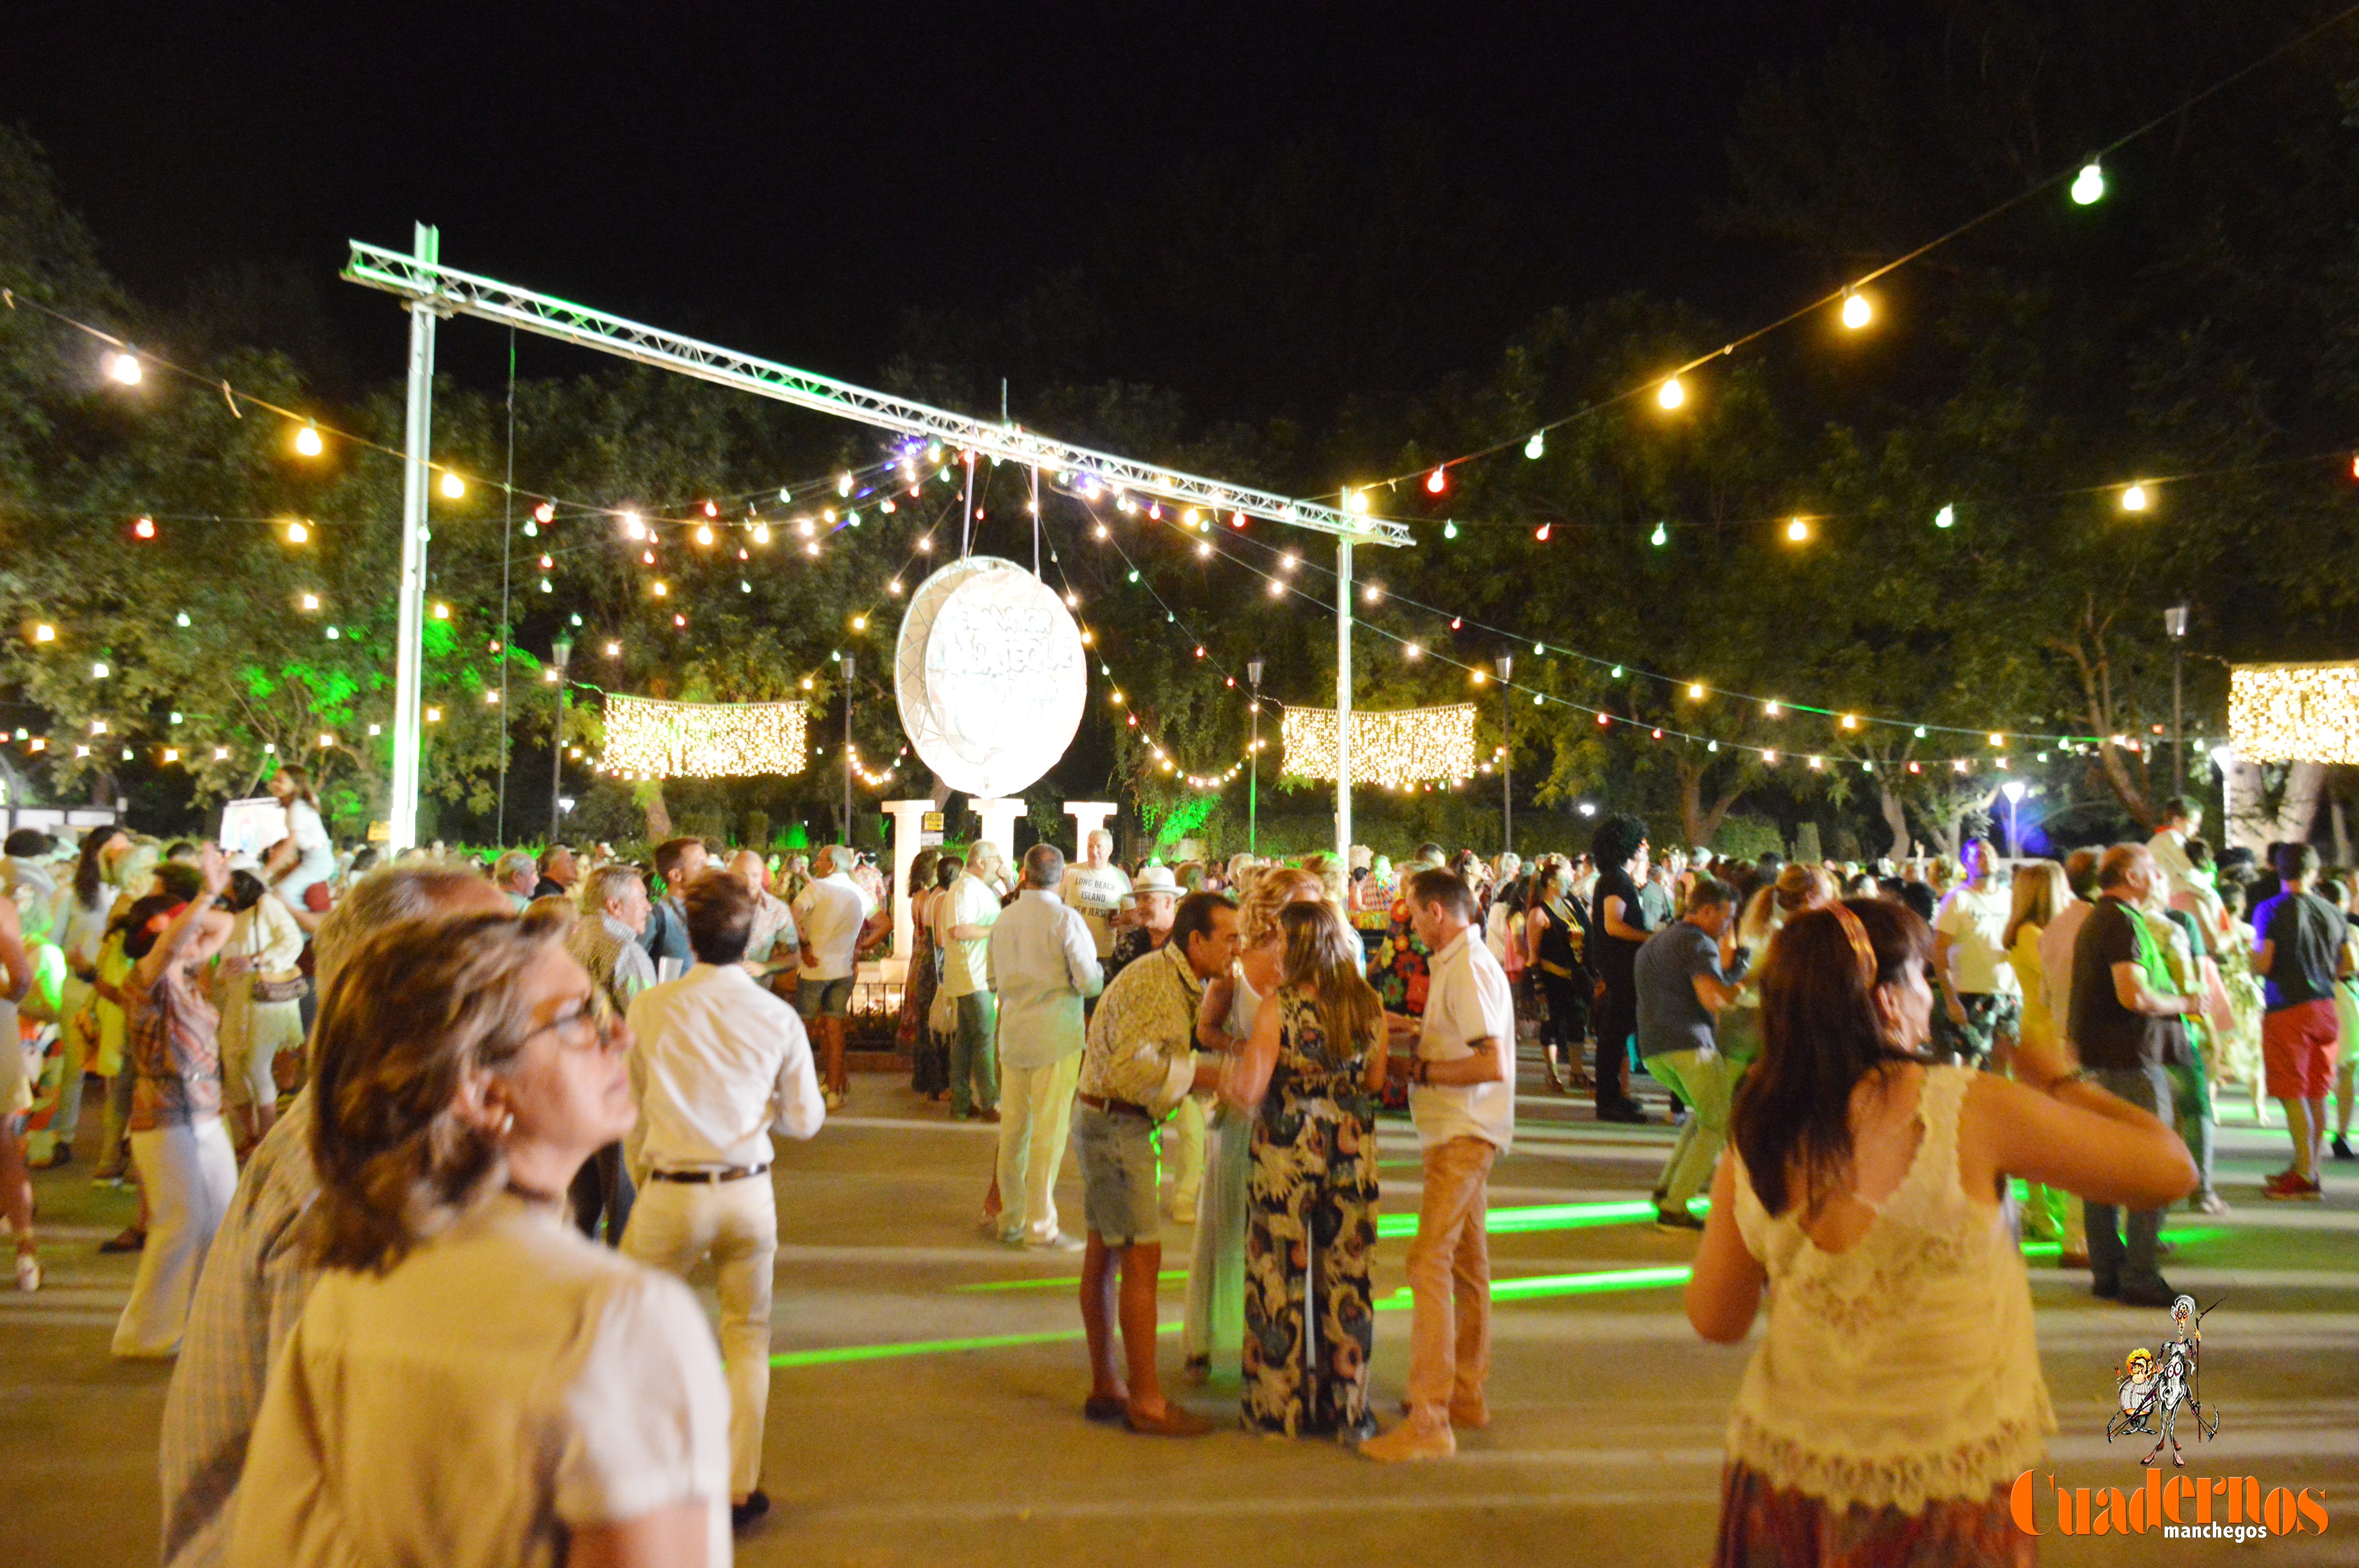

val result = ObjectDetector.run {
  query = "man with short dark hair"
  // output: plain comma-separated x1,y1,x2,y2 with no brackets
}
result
2252,842,2350,1200
622,867,826,1534
641,835,708,967
1074,891,1238,1437
988,842,1103,1249
1588,813,1656,1124
2068,844,2195,1305
1633,877,1750,1231
1363,867,1514,1463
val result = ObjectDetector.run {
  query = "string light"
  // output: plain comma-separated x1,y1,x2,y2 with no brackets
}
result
696,523,714,545
440,471,465,499
602,693,809,779
293,423,324,457
1281,704,1478,789
1934,503,1956,529
1523,431,1546,460
2229,661,2359,764
2120,483,2150,512
1426,466,1448,494
1650,521,1668,547
1785,517,1810,543
285,520,309,544
1657,376,1685,410
106,351,142,386
1687,682,1704,699
1839,292,1872,330
33,625,53,642
2070,159,2106,205
624,512,645,539
133,515,155,540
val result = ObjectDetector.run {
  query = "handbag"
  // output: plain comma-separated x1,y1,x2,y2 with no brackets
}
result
253,974,307,1004
926,957,956,1036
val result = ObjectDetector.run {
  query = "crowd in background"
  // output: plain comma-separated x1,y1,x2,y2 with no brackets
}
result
1,782,2346,1564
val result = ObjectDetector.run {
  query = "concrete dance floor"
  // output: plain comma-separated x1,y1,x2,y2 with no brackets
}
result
6,1066,2356,1565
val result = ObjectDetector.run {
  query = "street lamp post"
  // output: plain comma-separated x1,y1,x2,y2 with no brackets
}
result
1494,652,1514,855
2165,604,2190,791
547,635,572,847
841,654,856,848
1247,655,1265,855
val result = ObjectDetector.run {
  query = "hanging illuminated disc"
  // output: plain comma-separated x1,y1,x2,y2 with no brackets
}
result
894,555,1087,798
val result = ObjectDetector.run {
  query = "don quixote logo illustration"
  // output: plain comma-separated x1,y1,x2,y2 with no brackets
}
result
2006,1296,2331,1542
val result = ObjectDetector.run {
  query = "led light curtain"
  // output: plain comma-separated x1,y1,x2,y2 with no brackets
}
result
1281,702,1478,788
2228,661,2359,765
600,693,809,779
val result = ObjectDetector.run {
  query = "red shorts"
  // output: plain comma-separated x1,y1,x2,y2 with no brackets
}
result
2262,998,2342,1099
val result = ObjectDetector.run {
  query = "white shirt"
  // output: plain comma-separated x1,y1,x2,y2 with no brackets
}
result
1060,862,1133,958
2148,828,2203,901
626,963,825,1172
1410,927,1517,1154
274,799,335,904
2037,898,2094,1044
790,871,874,982
228,1196,731,1568
986,889,1103,1071
1933,882,2019,996
937,873,1001,998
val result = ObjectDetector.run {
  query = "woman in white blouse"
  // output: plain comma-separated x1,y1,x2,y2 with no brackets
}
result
1685,898,2193,1561
215,871,307,1152
231,906,731,1568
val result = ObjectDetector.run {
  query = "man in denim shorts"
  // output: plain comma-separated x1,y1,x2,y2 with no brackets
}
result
1072,891,1238,1438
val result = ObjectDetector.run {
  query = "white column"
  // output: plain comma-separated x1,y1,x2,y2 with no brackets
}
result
881,799,934,960
1336,535,1353,864
1063,801,1116,857
389,221,440,853
970,796,1026,871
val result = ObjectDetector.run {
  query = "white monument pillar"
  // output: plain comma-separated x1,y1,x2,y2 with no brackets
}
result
1063,800,1116,857
970,796,1027,873
881,799,935,960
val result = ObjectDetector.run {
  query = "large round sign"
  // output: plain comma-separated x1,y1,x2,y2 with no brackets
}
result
894,555,1087,799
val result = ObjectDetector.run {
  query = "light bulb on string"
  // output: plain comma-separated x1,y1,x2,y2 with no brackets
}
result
1426,466,1447,494
106,350,142,385
623,512,645,539
696,523,713,545
1442,519,1458,540
1934,503,1956,529
2119,483,2149,513
1657,376,1685,410
1785,517,1810,543
1523,431,1546,460
2070,159,2105,205
1650,521,1667,547
534,501,554,526
285,519,309,544
293,423,324,457
133,515,155,540
1363,584,1382,604
1839,292,1872,330
439,471,465,499
1535,523,1551,542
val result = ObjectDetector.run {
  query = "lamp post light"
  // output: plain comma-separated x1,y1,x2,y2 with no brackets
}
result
1247,655,1265,855
2000,779,2026,858
841,654,856,848
2165,604,2190,789
547,634,572,847
1494,652,1515,855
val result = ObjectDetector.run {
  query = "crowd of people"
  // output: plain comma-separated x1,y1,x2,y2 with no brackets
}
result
2,778,2350,1564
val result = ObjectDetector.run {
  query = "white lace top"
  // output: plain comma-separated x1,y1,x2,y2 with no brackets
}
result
1727,1064,2054,1512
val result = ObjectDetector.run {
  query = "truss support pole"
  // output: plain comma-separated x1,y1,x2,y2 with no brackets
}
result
389,222,439,853
1336,536,1353,865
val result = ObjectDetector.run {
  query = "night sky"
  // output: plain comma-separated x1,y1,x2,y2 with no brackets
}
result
6,3,1905,411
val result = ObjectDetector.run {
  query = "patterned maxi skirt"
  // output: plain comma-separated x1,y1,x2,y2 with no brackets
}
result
1241,1094,1378,1438
1713,1461,2034,1568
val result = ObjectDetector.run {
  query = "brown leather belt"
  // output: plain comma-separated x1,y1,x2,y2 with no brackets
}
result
1076,1092,1152,1120
649,1164,770,1184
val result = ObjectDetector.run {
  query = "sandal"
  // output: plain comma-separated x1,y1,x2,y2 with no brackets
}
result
99,1226,146,1254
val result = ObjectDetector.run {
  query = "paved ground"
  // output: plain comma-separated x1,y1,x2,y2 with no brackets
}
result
5,1063,2355,1566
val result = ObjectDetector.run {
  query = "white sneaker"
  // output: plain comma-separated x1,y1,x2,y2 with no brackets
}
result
14,1250,40,1294
1023,1231,1085,1253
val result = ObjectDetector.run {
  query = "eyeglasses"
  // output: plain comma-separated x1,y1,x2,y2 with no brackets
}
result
522,991,622,1053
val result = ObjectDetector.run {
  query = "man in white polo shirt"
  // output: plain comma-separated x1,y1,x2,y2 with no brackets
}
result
621,869,826,1534
791,844,885,1111
1362,865,1515,1463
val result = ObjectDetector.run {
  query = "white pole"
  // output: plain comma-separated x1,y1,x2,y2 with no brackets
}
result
389,221,438,853
1336,535,1353,864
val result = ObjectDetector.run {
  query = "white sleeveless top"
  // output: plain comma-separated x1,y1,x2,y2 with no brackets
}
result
1728,1064,2054,1512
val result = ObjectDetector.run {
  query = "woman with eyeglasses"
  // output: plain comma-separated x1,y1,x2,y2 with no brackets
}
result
230,907,730,1568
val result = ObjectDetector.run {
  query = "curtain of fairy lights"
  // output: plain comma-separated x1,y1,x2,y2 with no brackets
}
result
1280,703,1478,788
599,694,809,779
2229,661,2359,764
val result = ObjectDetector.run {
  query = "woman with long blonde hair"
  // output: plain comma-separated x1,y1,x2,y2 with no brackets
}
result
232,907,731,1566
1224,900,1389,1438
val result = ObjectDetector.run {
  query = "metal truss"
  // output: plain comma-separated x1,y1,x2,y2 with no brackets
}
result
343,241,1410,547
